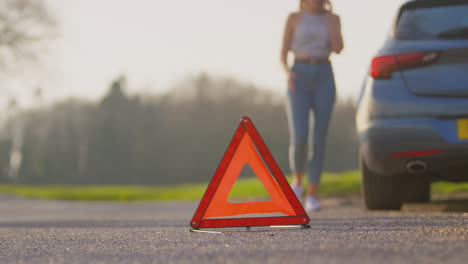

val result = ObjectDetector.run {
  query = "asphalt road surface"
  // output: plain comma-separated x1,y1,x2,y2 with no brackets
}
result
0,194,467,264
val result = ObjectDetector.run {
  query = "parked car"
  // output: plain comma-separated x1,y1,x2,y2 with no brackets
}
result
356,0,468,210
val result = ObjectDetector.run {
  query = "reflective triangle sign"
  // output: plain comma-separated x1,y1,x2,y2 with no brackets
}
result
190,116,310,229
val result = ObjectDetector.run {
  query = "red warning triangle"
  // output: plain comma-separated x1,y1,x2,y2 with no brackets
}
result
190,116,310,229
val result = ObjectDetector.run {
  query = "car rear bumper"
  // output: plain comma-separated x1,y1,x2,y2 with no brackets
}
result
359,118,468,182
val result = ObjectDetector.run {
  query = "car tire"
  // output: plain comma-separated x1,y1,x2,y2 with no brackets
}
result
361,159,403,210
401,177,431,203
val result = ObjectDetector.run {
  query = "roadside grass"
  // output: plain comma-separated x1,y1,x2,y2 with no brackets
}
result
0,171,466,201
431,181,468,194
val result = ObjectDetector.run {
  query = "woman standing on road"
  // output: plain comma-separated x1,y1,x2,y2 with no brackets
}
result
280,0,343,211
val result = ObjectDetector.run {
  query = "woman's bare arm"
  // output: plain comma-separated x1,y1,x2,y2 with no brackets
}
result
280,13,297,74
327,14,344,54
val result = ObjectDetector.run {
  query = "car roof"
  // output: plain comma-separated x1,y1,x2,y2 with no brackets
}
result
400,0,428,9
402,0,448,2
402,0,467,5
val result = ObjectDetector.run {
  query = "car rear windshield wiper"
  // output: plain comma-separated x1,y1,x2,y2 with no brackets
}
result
438,26,468,39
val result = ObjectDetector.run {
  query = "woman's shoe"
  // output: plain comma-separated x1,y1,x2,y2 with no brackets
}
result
305,196,321,211
291,184,303,200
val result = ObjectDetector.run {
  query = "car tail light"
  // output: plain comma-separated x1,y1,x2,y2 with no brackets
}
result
370,51,440,79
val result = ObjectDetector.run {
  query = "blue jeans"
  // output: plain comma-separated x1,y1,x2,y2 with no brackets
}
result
286,63,336,184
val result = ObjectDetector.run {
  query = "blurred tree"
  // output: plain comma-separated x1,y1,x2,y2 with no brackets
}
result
2,98,22,181
0,139,11,182
0,0,55,180
88,76,135,183
0,0,55,69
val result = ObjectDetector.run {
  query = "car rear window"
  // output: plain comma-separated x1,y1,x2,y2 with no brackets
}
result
395,2,468,40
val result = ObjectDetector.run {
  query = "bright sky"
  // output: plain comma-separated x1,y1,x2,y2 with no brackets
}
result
1,0,405,108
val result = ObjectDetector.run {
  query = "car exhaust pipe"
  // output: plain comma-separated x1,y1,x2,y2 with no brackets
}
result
406,160,427,174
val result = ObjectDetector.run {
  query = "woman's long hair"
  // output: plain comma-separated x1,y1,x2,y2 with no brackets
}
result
300,0,333,12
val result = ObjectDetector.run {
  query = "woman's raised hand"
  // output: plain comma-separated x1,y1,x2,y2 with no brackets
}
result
287,70,297,91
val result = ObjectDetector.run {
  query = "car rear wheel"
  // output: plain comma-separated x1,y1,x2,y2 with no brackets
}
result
361,160,403,210
401,176,431,203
